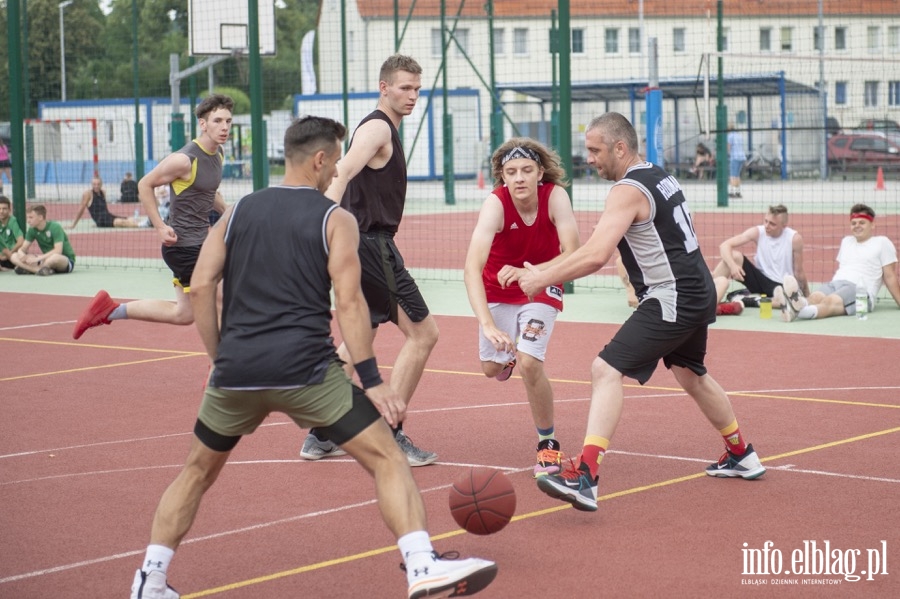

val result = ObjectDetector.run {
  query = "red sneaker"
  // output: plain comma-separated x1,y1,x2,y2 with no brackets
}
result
73,290,120,339
715,301,744,316
495,358,516,382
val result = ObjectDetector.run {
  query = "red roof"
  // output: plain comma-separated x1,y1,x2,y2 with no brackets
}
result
357,1,898,19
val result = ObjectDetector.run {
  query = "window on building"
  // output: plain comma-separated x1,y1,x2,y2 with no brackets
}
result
628,27,641,54
864,81,880,107
514,28,528,55
888,26,899,52
605,28,619,54
835,81,847,105
835,27,847,50
760,27,771,51
493,28,505,55
780,27,793,52
673,28,685,53
431,28,442,56
572,28,585,54
867,26,881,51
452,28,470,57
722,27,730,51
889,81,900,107
813,26,822,51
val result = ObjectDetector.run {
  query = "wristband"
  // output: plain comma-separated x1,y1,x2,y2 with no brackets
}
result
354,357,384,389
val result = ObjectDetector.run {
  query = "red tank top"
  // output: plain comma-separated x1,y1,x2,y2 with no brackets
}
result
482,183,564,310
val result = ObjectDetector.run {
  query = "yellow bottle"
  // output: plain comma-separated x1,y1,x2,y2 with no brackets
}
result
759,294,772,319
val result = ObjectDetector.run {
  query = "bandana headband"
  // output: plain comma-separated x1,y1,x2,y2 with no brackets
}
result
850,213,874,222
501,146,541,166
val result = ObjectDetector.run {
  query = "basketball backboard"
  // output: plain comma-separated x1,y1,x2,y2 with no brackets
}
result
189,0,276,56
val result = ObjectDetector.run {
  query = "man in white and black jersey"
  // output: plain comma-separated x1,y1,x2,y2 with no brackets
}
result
519,112,766,513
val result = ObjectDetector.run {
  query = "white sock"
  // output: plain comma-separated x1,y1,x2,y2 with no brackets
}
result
142,544,174,574
398,530,434,575
797,305,817,320
110,304,128,320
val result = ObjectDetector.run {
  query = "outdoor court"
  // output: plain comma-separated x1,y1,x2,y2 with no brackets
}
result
2,261,899,597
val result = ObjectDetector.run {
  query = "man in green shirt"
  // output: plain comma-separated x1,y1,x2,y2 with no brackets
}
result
0,196,24,271
11,204,76,275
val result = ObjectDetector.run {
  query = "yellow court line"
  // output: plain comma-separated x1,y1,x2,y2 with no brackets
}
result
0,336,200,355
182,425,900,598
0,354,203,382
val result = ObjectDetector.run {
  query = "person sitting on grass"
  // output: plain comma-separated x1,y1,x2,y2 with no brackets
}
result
10,204,76,276
776,203,900,321
70,177,148,229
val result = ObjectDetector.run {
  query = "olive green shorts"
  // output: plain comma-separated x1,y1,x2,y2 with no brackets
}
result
198,361,354,438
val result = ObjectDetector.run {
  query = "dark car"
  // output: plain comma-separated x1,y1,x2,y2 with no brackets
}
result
827,132,900,170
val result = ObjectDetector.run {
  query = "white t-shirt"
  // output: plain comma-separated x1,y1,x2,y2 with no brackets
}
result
754,225,796,283
833,235,898,298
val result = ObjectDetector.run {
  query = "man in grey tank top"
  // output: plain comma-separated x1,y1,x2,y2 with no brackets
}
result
73,94,234,340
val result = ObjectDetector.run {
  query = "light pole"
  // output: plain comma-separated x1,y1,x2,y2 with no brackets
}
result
59,0,74,101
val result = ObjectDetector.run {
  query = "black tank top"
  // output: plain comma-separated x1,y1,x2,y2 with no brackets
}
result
340,110,406,234
87,190,111,221
211,186,340,388
616,163,716,324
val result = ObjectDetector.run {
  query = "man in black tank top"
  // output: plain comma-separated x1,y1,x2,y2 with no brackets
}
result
127,116,497,599
520,113,766,513
300,54,440,467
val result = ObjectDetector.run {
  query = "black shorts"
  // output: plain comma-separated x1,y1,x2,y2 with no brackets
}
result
740,257,780,297
93,212,117,228
599,299,709,385
161,244,202,290
358,231,429,326
0,160,11,169
0,258,13,269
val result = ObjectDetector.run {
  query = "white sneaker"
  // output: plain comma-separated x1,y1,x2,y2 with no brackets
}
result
299,433,347,460
773,286,796,322
782,275,808,312
705,444,766,480
131,569,179,599
406,552,498,599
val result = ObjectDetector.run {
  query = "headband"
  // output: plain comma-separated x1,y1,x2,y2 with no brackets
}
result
850,213,874,222
501,146,541,166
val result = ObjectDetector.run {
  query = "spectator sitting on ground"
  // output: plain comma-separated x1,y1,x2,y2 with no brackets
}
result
690,142,714,179
777,203,900,321
10,204,76,276
0,195,25,271
120,172,139,203
711,204,809,315
70,177,148,229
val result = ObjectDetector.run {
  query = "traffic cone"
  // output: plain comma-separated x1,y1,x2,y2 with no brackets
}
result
875,166,885,191
477,169,485,190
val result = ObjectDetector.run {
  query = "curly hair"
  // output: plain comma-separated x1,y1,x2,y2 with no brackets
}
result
489,137,568,188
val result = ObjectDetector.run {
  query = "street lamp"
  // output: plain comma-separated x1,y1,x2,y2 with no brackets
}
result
59,0,74,101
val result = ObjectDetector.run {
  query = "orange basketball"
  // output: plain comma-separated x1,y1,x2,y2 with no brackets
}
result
448,467,516,535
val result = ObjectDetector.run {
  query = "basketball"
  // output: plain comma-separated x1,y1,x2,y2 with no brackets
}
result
448,467,516,535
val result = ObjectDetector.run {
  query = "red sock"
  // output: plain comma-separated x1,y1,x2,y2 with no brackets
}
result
580,435,609,478
719,420,747,456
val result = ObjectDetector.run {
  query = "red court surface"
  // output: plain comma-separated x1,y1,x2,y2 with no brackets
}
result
2,293,899,598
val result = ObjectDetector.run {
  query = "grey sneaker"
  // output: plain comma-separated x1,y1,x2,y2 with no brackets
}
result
395,429,438,467
299,433,347,460
706,443,766,480
36,266,55,276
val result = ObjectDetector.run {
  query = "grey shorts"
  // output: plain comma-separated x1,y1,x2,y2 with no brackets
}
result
478,302,558,364
198,361,370,438
818,280,864,315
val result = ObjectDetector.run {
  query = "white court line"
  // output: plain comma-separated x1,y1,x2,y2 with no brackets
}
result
0,320,76,331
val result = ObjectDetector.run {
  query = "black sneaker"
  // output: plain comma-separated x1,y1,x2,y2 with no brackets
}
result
705,443,766,479
534,439,563,478
536,459,598,512
726,288,750,302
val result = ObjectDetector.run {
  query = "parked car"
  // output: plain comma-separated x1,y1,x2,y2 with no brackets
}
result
856,118,900,133
827,132,900,170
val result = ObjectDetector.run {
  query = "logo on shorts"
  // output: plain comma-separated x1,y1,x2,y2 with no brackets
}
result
547,285,563,300
522,318,546,342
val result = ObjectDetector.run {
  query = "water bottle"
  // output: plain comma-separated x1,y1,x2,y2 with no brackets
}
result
855,286,868,320
759,294,772,319
133,207,140,222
